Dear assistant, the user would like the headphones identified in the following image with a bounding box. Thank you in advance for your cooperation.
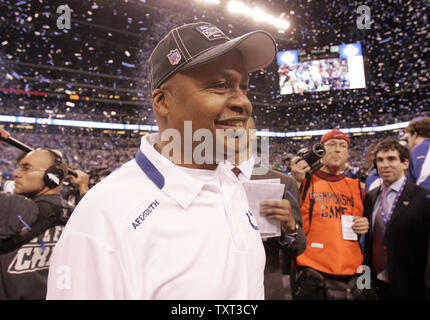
[43,149,65,189]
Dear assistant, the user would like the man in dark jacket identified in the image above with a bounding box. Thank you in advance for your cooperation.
[226,118,306,299]
[363,138,430,299]
[0,126,86,299]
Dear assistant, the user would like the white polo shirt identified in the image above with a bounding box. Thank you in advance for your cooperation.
[46,133,265,300]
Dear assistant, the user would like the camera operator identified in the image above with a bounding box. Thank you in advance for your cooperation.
[62,169,90,206]
[0,125,86,299]
[289,129,369,300]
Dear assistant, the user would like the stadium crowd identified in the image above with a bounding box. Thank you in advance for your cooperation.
[0,123,400,177]
[0,0,428,132]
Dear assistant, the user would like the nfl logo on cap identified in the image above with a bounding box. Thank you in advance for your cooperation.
[167,49,181,65]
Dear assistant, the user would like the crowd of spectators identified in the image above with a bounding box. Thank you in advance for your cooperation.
[0,94,154,124]
[0,123,399,181]
[1,0,428,128]
[0,125,140,174]
[2,92,429,132]
[0,0,428,177]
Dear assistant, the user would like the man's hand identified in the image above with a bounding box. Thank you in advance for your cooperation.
[260,199,296,233]
[0,125,10,146]
[70,170,90,195]
[290,156,311,186]
[352,216,369,234]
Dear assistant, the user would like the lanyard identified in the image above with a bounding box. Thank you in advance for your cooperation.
[379,178,406,225]
[17,215,46,251]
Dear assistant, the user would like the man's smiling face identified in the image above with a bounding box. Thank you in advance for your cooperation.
[156,50,252,168]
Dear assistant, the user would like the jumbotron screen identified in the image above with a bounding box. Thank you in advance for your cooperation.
[277,43,366,95]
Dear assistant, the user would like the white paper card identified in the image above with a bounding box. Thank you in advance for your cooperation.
[311,242,324,248]
[341,215,357,241]
[241,179,285,238]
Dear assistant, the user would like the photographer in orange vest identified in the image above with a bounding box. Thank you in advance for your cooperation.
[290,129,369,299]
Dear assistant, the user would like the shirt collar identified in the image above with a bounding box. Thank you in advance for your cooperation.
[237,156,255,180]
[315,169,345,181]
[384,175,406,193]
[135,133,208,209]
[224,156,255,180]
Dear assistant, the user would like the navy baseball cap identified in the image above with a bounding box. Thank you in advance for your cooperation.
[2,172,12,180]
[148,22,277,92]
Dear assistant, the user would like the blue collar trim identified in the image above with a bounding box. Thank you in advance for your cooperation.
[135,149,165,190]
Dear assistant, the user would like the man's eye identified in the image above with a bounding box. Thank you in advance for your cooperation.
[212,82,228,89]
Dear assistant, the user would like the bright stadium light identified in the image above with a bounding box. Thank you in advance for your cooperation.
[252,8,271,22]
[196,0,221,4]
[227,1,252,15]
[227,1,289,31]
[275,18,289,30]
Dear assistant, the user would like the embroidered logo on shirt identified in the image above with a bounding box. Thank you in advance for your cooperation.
[132,199,160,229]
[245,210,259,230]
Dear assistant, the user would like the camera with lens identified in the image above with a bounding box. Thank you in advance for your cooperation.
[296,143,326,174]
[356,166,369,183]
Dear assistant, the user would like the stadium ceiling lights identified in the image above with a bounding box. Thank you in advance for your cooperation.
[227,1,289,32]
[195,0,221,4]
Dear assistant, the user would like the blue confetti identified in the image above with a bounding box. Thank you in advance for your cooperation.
[121,62,135,68]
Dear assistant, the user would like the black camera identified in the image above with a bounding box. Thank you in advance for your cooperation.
[296,143,326,174]
[356,166,369,183]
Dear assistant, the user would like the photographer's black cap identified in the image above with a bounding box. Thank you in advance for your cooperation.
[148,22,277,92]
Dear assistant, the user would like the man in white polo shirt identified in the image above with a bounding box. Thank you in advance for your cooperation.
[46,22,277,299]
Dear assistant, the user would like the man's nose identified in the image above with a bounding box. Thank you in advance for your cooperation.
[332,145,342,152]
[228,90,252,116]
[379,160,389,168]
[12,169,20,179]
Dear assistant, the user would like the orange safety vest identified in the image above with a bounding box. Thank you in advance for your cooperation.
[296,170,364,276]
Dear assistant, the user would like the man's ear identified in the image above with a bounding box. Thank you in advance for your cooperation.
[403,158,410,170]
[152,88,169,117]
